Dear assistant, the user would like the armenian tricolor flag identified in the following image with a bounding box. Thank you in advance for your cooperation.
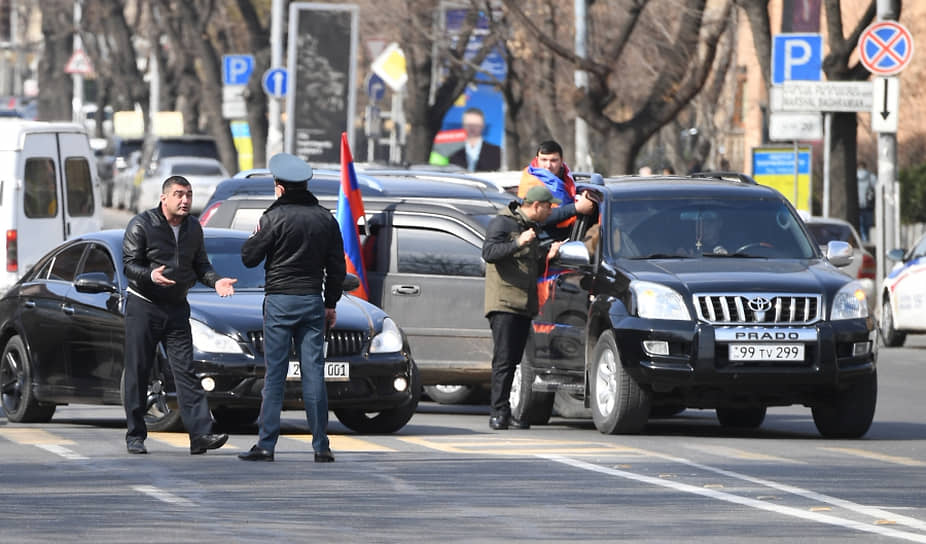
[337,132,369,300]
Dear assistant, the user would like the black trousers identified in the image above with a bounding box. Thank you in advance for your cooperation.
[123,294,213,441]
[488,311,531,418]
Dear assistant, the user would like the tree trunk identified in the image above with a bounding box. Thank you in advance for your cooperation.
[827,112,859,220]
[37,0,74,122]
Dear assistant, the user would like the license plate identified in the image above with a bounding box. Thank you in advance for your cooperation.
[728,343,805,361]
[286,361,350,382]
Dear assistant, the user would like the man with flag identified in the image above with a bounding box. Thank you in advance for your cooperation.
[239,152,344,463]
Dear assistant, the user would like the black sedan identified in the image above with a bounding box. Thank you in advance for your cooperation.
[0,229,420,433]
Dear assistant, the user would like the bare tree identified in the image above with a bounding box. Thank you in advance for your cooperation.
[36,0,74,121]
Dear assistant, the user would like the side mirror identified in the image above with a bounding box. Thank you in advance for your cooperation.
[555,240,591,268]
[886,248,906,262]
[825,240,853,268]
[74,272,118,294]
[342,273,361,292]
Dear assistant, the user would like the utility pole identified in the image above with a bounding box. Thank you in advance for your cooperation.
[573,0,591,172]
[71,0,83,124]
[266,0,284,159]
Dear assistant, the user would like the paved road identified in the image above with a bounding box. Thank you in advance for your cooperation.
[2,338,926,542]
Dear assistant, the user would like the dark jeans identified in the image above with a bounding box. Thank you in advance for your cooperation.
[257,293,328,454]
[123,294,213,441]
[859,208,874,242]
[488,311,531,418]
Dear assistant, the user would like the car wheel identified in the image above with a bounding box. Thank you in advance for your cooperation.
[211,406,259,429]
[120,361,184,433]
[880,296,906,347]
[423,384,479,405]
[553,390,591,419]
[715,405,766,428]
[589,331,650,434]
[510,359,554,425]
[0,336,56,423]
[333,363,420,434]
[811,371,877,439]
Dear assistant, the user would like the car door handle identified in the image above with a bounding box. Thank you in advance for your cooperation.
[23,300,36,309]
[391,285,420,296]
[61,304,75,316]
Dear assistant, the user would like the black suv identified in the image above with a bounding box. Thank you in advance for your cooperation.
[513,174,877,438]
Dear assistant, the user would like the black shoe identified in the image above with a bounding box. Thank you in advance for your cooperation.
[126,439,147,454]
[489,415,509,430]
[314,450,335,463]
[189,433,229,455]
[238,445,274,462]
[510,417,531,430]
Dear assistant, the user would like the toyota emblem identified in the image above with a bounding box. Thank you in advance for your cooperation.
[747,296,772,312]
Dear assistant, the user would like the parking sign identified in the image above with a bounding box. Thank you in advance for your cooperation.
[772,34,822,84]
[223,55,255,86]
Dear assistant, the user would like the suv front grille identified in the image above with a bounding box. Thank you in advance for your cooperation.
[694,293,821,324]
[248,330,367,357]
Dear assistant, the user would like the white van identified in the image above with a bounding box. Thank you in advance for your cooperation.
[0,120,102,294]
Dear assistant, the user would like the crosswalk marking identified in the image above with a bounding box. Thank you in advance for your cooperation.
[287,434,396,452]
[397,435,645,456]
[819,447,926,467]
[0,428,76,445]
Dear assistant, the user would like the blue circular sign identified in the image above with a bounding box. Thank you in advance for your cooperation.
[859,21,914,76]
[366,73,386,103]
[262,67,288,98]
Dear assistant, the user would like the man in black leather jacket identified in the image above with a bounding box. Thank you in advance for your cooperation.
[238,153,345,463]
[122,175,237,455]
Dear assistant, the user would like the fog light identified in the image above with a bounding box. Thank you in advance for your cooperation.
[852,341,871,356]
[643,340,670,356]
[201,377,216,392]
[393,376,408,392]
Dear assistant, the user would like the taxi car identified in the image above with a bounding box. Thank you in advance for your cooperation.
[880,232,926,347]
[0,229,419,434]
[513,174,877,438]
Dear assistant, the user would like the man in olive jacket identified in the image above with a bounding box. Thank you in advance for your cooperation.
[483,185,564,430]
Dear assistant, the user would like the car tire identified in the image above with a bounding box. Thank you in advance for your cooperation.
[120,358,184,433]
[423,384,480,405]
[589,331,650,434]
[0,336,56,423]
[333,363,420,434]
[880,296,907,347]
[811,371,877,439]
[716,405,766,428]
[211,406,259,429]
[510,359,554,425]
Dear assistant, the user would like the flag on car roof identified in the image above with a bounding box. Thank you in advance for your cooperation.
[338,132,369,300]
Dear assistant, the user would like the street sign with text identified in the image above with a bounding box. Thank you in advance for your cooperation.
[769,112,822,141]
[771,81,872,112]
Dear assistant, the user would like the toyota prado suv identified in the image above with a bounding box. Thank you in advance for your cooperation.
[513,174,877,438]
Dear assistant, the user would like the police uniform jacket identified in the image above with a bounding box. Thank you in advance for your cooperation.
[123,205,219,306]
[241,189,346,308]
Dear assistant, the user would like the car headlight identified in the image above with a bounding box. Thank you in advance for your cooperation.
[190,319,244,354]
[369,317,403,354]
[630,280,691,320]
[831,281,869,320]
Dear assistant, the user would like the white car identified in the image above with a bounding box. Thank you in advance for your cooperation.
[881,232,926,347]
[134,156,229,215]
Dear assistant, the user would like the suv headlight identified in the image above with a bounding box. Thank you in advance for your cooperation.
[831,281,869,320]
[370,317,403,354]
[630,281,691,320]
[190,319,244,354]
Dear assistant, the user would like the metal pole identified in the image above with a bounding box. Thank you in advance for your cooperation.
[792,140,798,204]
[822,113,831,217]
[72,1,83,124]
[574,0,591,171]
[266,0,284,161]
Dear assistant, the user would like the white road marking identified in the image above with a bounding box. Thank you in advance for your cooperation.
[132,485,195,507]
[541,454,926,543]
[36,444,88,461]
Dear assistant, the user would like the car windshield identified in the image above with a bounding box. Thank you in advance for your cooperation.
[192,236,265,290]
[607,196,817,259]
[160,140,220,161]
[171,163,224,176]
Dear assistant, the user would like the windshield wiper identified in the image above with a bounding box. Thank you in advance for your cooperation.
[630,253,691,260]
[701,252,765,258]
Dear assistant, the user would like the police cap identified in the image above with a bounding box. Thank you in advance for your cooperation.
[268,153,313,184]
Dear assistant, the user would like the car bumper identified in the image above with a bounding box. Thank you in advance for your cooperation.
[193,352,415,411]
[611,316,876,405]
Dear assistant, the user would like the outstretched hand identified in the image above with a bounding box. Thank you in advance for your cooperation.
[151,265,176,286]
[215,277,237,297]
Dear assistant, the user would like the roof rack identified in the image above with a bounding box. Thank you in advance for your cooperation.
[690,171,758,185]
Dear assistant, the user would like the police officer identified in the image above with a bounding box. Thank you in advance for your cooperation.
[238,153,345,463]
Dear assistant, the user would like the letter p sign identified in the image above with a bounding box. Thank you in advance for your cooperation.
[772,34,822,85]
